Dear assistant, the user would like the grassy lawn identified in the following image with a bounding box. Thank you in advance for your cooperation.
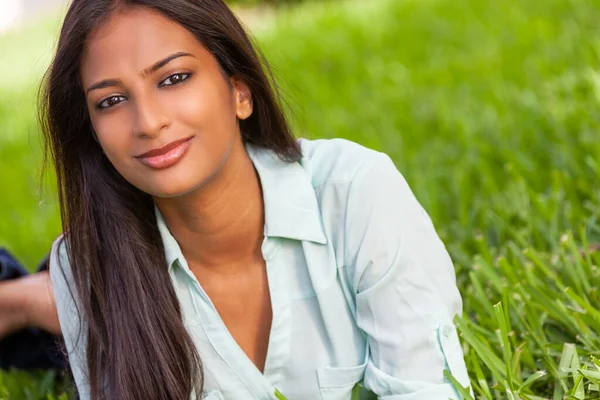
[1,0,599,398]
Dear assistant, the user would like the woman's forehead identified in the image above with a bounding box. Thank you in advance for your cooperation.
[80,6,204,82]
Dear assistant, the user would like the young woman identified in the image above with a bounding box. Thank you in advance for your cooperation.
[42,0,471,399]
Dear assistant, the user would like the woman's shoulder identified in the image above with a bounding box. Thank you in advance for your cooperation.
[49,235,90,396]
[48,235,79,310]
[297,137,390,187]
[297,137,423,244]
[49,235,71,282]
[297,137,412,246]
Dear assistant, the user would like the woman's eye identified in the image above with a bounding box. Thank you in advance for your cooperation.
[159,73,191,87]
[98,95,126,109]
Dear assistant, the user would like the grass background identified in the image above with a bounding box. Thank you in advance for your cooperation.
[1,0,599,398]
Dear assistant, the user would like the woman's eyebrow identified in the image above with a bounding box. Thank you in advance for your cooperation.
[139,51,195,78]
[85,51,196,95]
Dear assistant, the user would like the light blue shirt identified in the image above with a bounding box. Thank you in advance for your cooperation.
[51,138,471,400]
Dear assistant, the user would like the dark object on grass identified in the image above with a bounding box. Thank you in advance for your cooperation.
[0,249,68,371]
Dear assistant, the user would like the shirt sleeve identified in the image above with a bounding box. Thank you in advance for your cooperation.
[49,236,91,400]
[344,153,471,399]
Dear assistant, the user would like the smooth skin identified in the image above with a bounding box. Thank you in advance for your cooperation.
[80,6,272,372]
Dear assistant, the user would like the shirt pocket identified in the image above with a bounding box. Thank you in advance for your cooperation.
[317,357,368,400]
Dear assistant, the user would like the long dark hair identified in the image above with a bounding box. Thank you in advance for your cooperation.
[40,1,300,398]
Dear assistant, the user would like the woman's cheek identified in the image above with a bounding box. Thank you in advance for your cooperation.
[167,86,210,127]
[95,130,137,179]
[94,111,132,147]
[173,76,235,129]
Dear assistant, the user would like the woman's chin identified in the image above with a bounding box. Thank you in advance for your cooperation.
[146,183,198,199]
[132,175,198,199]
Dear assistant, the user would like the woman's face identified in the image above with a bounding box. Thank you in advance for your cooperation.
[80,6,253,198]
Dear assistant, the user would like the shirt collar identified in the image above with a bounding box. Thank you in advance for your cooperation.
[246,142,327,245]
[156,142,327,268]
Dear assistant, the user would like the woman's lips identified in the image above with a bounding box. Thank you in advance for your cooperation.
[136,136,193,169]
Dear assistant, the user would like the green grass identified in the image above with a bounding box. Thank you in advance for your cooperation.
[1,0,599,398]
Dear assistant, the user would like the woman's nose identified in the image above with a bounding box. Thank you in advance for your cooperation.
[132,93,171,139]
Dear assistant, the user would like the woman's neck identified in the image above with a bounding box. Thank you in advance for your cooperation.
[154,139,265,274]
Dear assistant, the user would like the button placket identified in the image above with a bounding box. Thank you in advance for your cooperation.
[262,238,292,388]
